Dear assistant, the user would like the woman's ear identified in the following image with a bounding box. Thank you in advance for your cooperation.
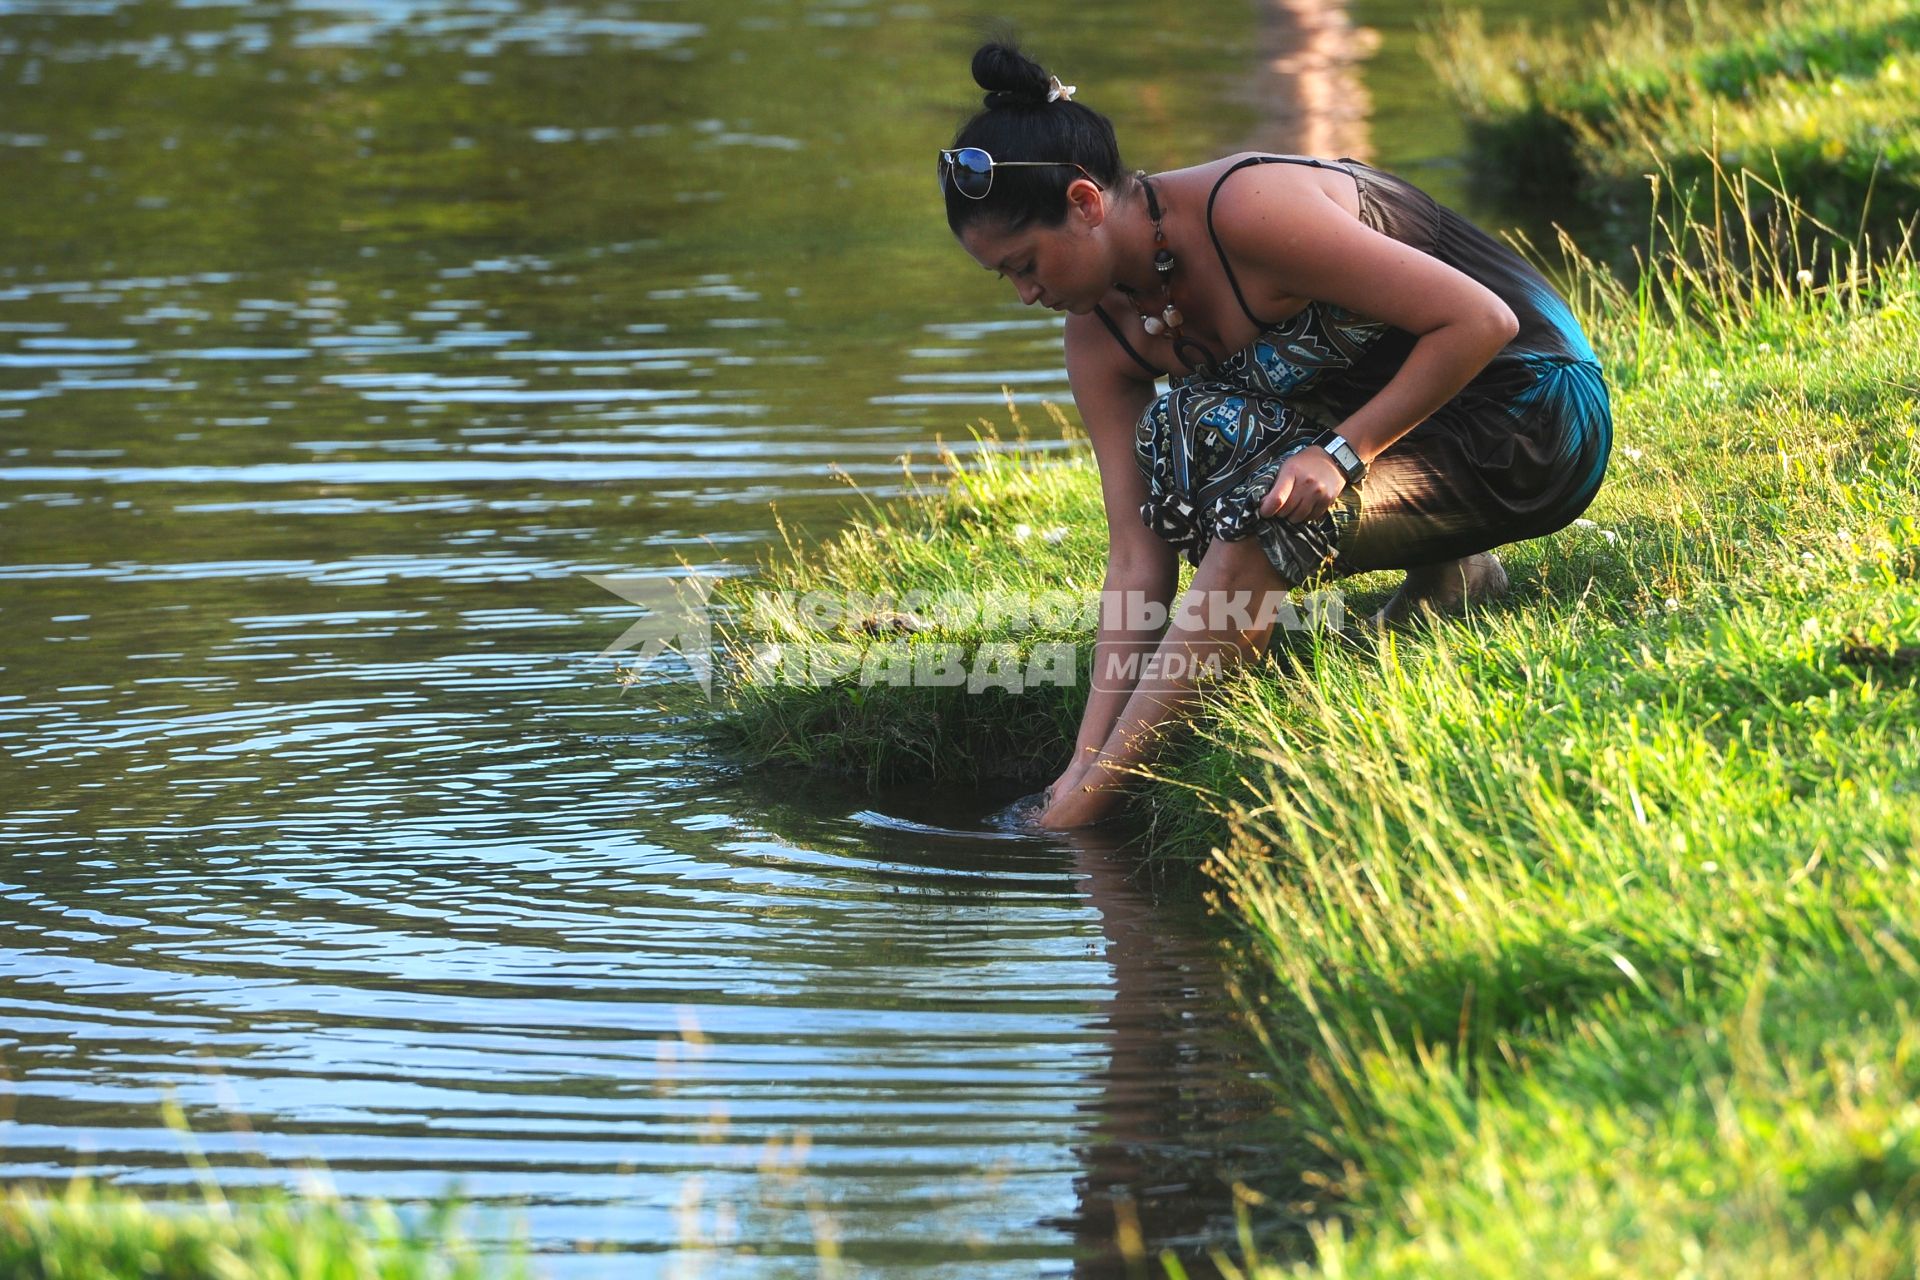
[1067,177,1106,228]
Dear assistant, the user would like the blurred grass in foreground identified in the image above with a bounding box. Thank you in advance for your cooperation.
[0,1177,526,1280]
[0,1092,529,1279]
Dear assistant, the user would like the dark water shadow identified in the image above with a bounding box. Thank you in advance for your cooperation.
[1027,812,1293,1279]
[733,770,1305,1276]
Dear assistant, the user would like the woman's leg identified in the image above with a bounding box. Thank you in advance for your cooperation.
[1040,535,1291,829]
[1329,364,1613,625]
[1045,368,1611,824]
[1333,441,1515,626]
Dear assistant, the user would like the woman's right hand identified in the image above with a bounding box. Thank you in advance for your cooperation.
[1048,756,1093,808]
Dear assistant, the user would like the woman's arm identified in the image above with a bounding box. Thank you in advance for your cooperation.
[1057,313,1180,782]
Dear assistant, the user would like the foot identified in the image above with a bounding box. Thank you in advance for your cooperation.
[1368,552,1510,631]
[1038,788,1123,830]
[1038,769,1126,829]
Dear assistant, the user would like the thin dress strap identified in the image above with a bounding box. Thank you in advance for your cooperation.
[1092,303,1165,379]
[1204,155,1357,330]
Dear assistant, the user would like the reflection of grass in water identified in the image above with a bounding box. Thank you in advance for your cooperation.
[1426,0,1920,243]
[0,0,1268,298]
[694,162,1920,1275]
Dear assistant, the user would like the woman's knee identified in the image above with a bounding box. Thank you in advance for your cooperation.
[1195,528,1293,588]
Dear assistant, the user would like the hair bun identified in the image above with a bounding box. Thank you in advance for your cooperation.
[972,41,1050,110]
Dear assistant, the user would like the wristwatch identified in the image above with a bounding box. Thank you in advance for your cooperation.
[1312,430,1368,486]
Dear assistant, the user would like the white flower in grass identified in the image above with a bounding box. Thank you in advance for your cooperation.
[1601,530,1618,545]
[1573,518,1598,529]
[1664,597,1680,611]
[1013,523,1033,541]
[1802,551,1818,563]
[1041,526,1068,544]
[1796,269,1815,289]
[1801,617,1820,637]
[1622,446,1643,462]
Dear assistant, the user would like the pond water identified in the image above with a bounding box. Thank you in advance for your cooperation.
[0,0,1589,1273]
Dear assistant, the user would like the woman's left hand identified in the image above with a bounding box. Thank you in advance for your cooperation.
[1258,447,1348,524]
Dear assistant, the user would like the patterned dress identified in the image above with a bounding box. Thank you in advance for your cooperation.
[1102,155,1613,589]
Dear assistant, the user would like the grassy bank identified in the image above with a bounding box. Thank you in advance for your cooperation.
[700,178,1920,1273]
[1425,0,1920,244]
[700,407,1110,788]
[0,1177,526,1279]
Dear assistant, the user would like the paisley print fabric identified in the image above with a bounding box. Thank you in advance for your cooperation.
[1133,308,1373,587]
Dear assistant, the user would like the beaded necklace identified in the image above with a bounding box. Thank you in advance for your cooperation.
[1125,172,1219,374]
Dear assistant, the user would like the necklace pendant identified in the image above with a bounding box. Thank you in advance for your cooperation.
[1141,315,1166,337]
[1161,305,1183,329]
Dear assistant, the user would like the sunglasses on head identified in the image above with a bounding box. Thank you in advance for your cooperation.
[937,147,1102,200]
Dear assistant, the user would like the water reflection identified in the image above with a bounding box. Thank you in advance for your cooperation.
[836,789,1278,1276]
[1049,823,1275,1278]
[3,674,1280,1276]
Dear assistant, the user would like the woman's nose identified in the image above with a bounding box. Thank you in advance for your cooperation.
[1014,280,1043,306]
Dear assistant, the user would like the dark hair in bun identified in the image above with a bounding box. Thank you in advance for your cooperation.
[944,39,1129,236]
[973,42,1051,110]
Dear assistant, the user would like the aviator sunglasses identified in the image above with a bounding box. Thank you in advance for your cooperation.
[937,147,1102,200]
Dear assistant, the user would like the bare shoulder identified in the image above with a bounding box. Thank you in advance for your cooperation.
[1197,153,1513,336]
[1200,152,1363,244]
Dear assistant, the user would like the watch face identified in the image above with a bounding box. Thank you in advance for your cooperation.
[1325,442,1363,485]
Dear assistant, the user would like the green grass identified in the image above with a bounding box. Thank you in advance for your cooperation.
[1424,0,1920,244]
[0,1096,533,1279]
[695,167,1920,1275]
[694,401,1118,787]
[1208,556,1920,1276]
[1200,199,1920,1272]
[0,1177,527,1280]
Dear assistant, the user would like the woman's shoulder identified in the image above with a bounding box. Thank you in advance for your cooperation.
[1188,156,1371,281]
[1171,152,1367,229]
[1179,150,1361,188]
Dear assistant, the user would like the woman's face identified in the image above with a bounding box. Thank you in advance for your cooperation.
[955,180,1111,315]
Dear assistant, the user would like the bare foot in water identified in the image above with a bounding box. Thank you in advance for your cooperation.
[1368,551,1510,631]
